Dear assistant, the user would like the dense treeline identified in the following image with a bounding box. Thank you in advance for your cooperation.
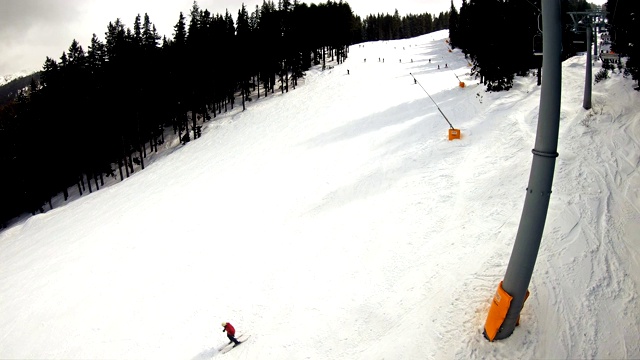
[448,0,638,91]
[0,0,351,227]
[360,10,450,42]
[0,0,447,228]
[605,0,639,87]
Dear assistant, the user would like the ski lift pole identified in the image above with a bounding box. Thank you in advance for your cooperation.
[410,73,455,130]
[483,0,562,342]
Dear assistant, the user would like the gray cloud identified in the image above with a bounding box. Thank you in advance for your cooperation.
[0,0,79,33]
[0,0,85,74]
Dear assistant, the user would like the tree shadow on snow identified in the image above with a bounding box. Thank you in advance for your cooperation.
[300,94,467,215]
[301,93,464,149]
[302,100,426,148]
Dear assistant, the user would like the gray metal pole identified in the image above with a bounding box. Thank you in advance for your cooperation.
[489,0,562,341]
[583,22,592,110]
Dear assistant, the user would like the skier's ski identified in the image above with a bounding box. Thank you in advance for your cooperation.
[219,334,251,354]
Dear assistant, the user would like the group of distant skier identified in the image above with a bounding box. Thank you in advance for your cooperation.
[347,56,448,76]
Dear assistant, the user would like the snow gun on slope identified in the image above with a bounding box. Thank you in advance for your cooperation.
[452,72,466,88]
[410,73,461,141]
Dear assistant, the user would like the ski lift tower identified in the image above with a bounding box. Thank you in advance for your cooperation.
[483,0,562,342]
[568,10,608,110]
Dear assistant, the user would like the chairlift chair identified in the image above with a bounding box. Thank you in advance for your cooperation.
[533,33,543,56]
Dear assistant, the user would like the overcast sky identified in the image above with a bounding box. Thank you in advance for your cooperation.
[1,0,605,77]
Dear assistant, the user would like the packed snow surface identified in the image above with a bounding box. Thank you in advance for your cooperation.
[1,30,639,359]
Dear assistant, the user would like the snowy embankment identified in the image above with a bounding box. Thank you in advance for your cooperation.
[0,30,639,359]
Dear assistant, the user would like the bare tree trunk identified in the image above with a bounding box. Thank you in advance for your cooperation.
[192,110,197,140]
[139,142,145,170]
[128,153,134,174]
[77,175,84,195]
[86,173,93,193]
[121,135,130,178]
[118,158,124,181]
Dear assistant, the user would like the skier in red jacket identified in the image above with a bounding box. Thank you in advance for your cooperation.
[222,322,241,346]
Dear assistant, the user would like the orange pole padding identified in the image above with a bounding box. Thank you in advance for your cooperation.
[448,128,461,141]
[484,281,513,341]
[459,81,466,88]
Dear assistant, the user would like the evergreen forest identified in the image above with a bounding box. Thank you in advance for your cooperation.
[448,0,639,91]
[0,0,448,227]
[1,0,638,228]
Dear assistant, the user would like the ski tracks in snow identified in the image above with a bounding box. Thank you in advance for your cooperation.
[416,75,543,360]
[540,85,640,359]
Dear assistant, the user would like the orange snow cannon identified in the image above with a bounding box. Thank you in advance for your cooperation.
[448,128,461,140]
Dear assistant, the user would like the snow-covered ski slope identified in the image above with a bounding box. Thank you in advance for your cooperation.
[1,30,639,359]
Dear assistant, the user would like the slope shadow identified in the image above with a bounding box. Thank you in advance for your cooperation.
[302,100,427,148]
[192,347,218,360]
[301,87,465,150]
[300,96,467,215]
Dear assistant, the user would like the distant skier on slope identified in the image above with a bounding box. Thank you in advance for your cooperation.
[222,322,241,346]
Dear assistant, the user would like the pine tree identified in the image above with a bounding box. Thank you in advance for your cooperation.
[133,14,143,46]
[391,10,402,40]
[169,12,188,142]
[87,34,112,180]
[259,1,279,96]
[237,3,252,109]
[105,19,126,62]
[606,0,640,88]
[462,0,516,91]
[448,0,460,49]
